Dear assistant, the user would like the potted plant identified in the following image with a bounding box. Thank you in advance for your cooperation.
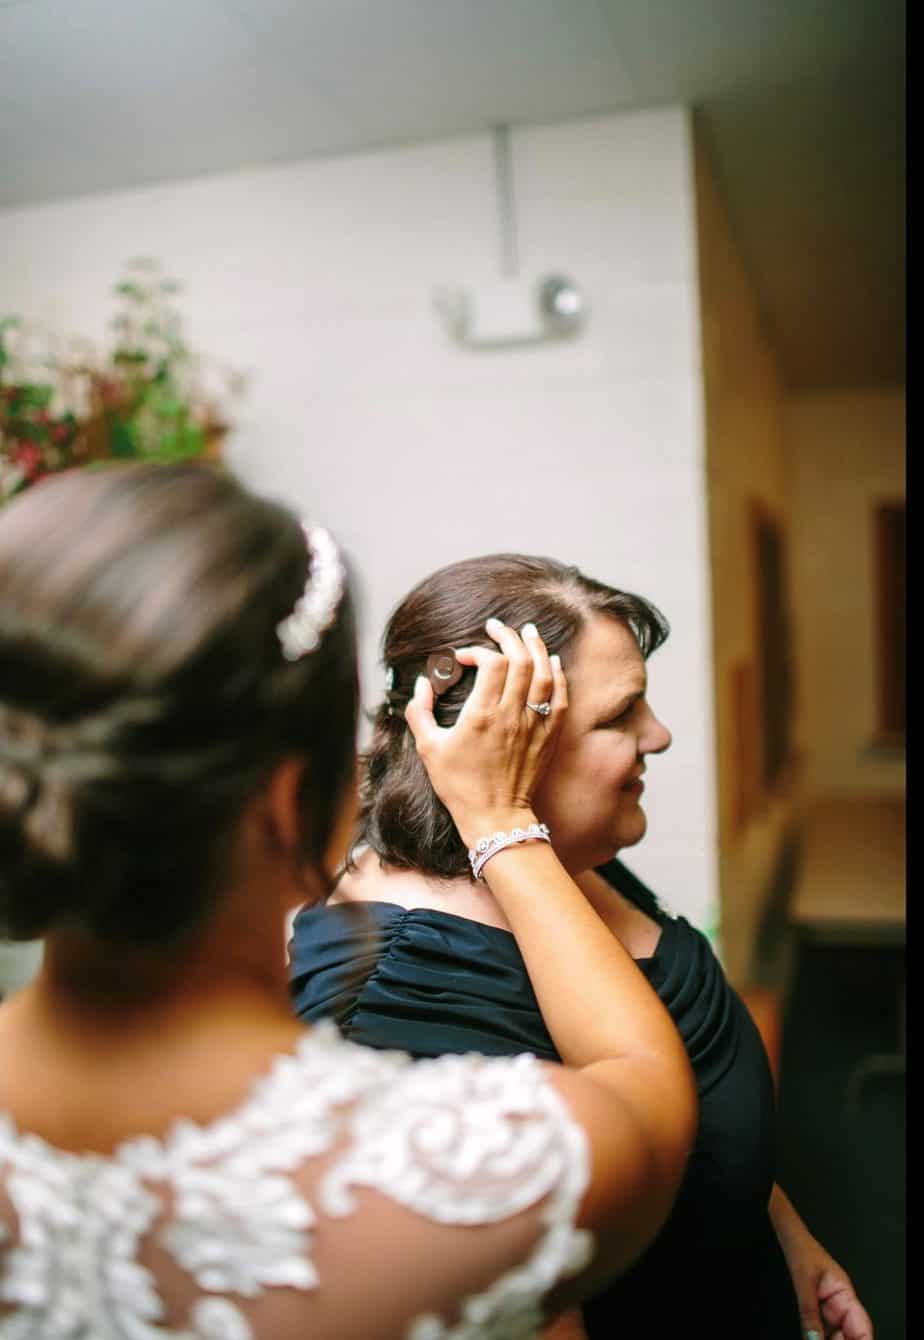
[0,317,82,498]
[1,259,243,501]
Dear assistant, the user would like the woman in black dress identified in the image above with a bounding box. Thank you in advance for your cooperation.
[290,553,873,1340]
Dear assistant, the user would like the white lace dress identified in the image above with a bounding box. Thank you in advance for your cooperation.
[0,1023,592,1339]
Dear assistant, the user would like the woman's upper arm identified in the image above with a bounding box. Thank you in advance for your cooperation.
[308,1049,690,1332]
[302,1059,687,1335]
[534,1061,691,1311]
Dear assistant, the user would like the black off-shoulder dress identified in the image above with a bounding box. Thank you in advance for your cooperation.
[289,859,802,1338]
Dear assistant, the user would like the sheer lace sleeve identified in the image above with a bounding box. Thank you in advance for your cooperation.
[0,1024,593,1340]
[319,1045,593,1338]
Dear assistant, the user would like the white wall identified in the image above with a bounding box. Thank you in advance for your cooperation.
[0,107,718,989]
[786,390,906,797]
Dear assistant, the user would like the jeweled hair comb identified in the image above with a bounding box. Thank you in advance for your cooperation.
[276,523,345,661]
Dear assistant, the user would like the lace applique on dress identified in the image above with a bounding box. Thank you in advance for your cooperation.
[0,1026,400,1338]
[325,1050,593,1339]
[0,1025,591,1339]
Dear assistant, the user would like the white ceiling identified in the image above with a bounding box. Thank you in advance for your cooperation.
[0,0,905,389]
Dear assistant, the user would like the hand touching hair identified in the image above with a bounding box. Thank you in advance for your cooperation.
[358,553,667,878]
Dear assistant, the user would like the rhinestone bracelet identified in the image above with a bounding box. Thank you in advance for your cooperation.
[468,823,552,881]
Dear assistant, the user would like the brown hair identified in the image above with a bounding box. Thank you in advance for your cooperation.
[356,553,668,878]
[0,462,358,944]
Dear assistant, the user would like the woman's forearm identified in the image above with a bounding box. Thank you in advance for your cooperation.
[769,1183,810,1248]
[481,837,682,1066]
[480,836,696,1163]
[768,1184,874,1340]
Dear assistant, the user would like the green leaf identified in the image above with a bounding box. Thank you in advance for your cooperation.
[10,419,49,443]
[148,422,204,462]
[14,383,54,409]
[109,417,138,458]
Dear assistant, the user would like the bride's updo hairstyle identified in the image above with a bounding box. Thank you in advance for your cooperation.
[0,463,357,944]
[359,554,668,878]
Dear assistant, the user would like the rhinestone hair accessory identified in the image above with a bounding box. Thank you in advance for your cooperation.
[277,523,346,661]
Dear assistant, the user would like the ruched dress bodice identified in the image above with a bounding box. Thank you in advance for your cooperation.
[289,861,802,1339]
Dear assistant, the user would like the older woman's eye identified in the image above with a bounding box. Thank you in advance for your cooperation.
[600,703,637,728]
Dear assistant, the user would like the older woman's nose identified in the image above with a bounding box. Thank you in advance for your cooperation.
[642,709,672,755]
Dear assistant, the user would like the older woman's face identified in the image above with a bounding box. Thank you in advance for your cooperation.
[530,615,671,874]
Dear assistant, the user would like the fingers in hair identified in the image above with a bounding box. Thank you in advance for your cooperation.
[404,675,438,752]
[521,623,555,717]
[454,636,508,722]
[483,618,533,712]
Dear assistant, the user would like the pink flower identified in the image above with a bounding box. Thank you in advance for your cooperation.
[14,443,43,478]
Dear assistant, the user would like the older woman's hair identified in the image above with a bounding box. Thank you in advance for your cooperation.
[0,463,357,944]
[358,554,668,878]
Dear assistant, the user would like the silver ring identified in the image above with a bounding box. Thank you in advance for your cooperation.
[526,701,552,717]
